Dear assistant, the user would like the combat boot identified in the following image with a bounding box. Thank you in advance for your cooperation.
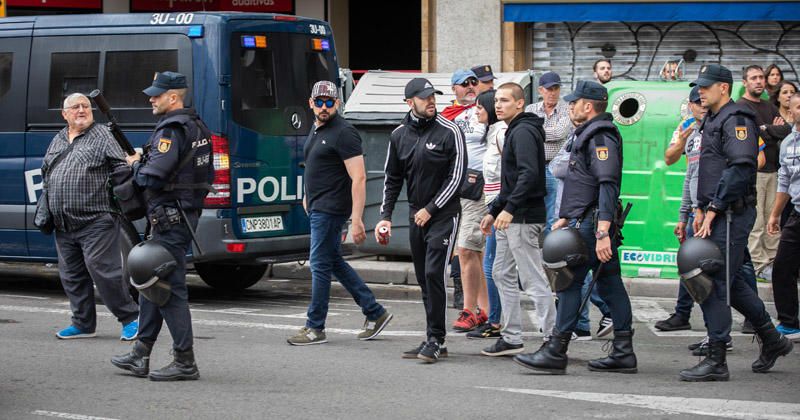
[148,348,200,381]
[679,340,729,382]
[587,330,638,373]
[752,321,794,373]
[111,340,152,377]
[513,330,571,374]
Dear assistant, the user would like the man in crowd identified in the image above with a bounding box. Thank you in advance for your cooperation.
[377,78,466,363]
[479,82,555,356]
[593,59,613,85]
[471,64,497,94]
[442,69,489,332]
[287,81,393,346]
[44,93,139,341]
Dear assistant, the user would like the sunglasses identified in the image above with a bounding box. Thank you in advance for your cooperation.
[313,98,336,108]
[459,78,479,88]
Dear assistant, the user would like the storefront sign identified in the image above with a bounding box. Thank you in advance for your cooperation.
[131,0,293,13]
[7,0,101,8]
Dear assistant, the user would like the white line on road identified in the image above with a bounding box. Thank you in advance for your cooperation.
[32,410,119,420]
[629,298,748,337]
[478,387,800,420]
[0,294,49,300]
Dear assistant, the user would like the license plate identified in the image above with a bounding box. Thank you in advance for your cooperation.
[240,215,284,233]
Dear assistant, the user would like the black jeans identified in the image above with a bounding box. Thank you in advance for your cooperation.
[138,217,195,352]
[773,209,800,329]
[409,212,459,343]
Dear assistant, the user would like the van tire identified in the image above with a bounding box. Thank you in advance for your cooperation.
[195,263,266,291]
[118,217,142,302]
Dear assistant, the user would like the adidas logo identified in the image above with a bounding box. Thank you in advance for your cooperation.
[425,142,436,150]
[443,238,450,246]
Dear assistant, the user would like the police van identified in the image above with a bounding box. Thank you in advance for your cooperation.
[0,12,339,290]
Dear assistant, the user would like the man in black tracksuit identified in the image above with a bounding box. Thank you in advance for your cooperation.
[376,78,467,363]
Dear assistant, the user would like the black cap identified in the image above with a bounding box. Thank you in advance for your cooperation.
[689,86,701,103]
[563,80,608,102]
[471,65,496,82]
[689,64,733,88]
[143,71,188,96]
[539,72,562,88]
[404,78,443,100]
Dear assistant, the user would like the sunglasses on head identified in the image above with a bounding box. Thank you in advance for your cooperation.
[459,78,479,88]
[314,98,336,108]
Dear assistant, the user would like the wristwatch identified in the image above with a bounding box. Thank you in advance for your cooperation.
[595,230,609,240]
[706,203,723,214]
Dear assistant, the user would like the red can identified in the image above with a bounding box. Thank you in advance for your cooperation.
[377,226,390,245]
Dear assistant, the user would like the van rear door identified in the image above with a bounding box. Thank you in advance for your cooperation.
[225,20,338,242]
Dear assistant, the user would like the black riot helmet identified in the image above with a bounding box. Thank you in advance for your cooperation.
[127,240,177,306]
[677,237,723,303]
[542,227,589,292]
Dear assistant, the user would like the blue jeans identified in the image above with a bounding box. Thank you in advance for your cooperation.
[543,166,559,235]
[482,226,502,325]
[306,211,385,330]
[555,218,633,334]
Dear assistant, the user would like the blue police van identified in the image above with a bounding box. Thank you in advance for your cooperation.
[0,12,339,290]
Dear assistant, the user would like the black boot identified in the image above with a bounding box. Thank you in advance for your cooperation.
[148,348,200,381]
[752,321,794,373]
[588,330,638,373]
[111,340,152,377]
[513,330,571,374]
[679,340,729,382]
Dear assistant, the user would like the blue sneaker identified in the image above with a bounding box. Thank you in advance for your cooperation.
[120,320,139,341]
[55,325,96,340]
[776,324,800,340]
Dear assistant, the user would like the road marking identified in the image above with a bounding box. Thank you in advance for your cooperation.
[32,410,119,420]
[629,298,748,337]
[0,293,48,300]
[478,387,800,420]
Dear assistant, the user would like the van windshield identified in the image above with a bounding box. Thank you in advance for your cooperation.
[230,31,337,136]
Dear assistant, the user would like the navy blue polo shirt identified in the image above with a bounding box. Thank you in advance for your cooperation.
[303,113,363,216]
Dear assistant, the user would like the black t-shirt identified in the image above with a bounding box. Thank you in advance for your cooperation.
[303,113,363,216]
[736,97,783,172]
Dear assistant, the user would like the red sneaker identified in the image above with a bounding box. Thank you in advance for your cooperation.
[476,309,488,326]
[453,309,480,332]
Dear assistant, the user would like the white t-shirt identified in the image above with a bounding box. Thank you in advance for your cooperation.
[450,106,487,171]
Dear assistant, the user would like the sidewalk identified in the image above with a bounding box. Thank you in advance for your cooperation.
[271,257,779,303]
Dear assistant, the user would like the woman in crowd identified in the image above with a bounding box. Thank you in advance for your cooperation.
[765,64,784,98]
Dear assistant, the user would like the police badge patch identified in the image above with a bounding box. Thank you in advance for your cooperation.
[735,126,747,141]
[158,138,172,153]
[596,146,609,161]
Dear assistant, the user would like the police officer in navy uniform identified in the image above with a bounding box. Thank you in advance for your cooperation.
[679,64,793,381]
[514,80,638,375]
[111,71,214,381]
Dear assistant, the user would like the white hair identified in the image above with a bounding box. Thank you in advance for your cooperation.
[63,93,89,110]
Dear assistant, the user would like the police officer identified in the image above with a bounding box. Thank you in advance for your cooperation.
[111,71,214,381]
[514,80,637,375]
[378,78,466,363]
[679,64,792,382]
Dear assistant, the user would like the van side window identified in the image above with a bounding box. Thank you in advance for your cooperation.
[48,52,100,109]
[0,53,11,100]
[235,49,277,110]
[105,50,178,108]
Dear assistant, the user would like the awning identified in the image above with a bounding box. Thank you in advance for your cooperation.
[503,1,800,22]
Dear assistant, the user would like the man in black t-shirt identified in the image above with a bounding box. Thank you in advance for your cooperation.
[287,81,393,346]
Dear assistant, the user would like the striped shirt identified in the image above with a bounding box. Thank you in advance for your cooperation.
[525,100,572,162]
[43,123,127,232]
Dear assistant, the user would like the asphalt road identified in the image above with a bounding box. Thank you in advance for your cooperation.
[1,267,798,420]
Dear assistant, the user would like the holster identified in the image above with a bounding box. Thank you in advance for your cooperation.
[148,204,182,233]
[730,194,756,214]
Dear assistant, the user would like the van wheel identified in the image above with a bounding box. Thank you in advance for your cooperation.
[195,263,267,291]
[119,218,142,301]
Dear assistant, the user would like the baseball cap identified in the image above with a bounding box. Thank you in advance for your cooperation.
[405,78,443,100]
[563,80,608,102]
[689,64,733,88]
[539,72,562,88]
[143,71,187,96]
[311,80,339,99]
[471,65,497,82]
[451,69,477,85]
[689,86,701,103]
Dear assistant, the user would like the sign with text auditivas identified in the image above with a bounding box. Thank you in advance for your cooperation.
[131,0,293,13]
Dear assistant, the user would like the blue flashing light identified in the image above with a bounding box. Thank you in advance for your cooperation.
[321,39,330,51]
[187,26,204,38]
[242,36,256,48]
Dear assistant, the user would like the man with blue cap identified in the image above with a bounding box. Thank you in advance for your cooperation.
[111,71,214,381]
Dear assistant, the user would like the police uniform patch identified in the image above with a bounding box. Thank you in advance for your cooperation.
[735,126,747,141]
[596,146,609,161]
[158,138,172,153]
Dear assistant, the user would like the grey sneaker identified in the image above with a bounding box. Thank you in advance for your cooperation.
[287,327,327,346]
[357,312,394,341]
